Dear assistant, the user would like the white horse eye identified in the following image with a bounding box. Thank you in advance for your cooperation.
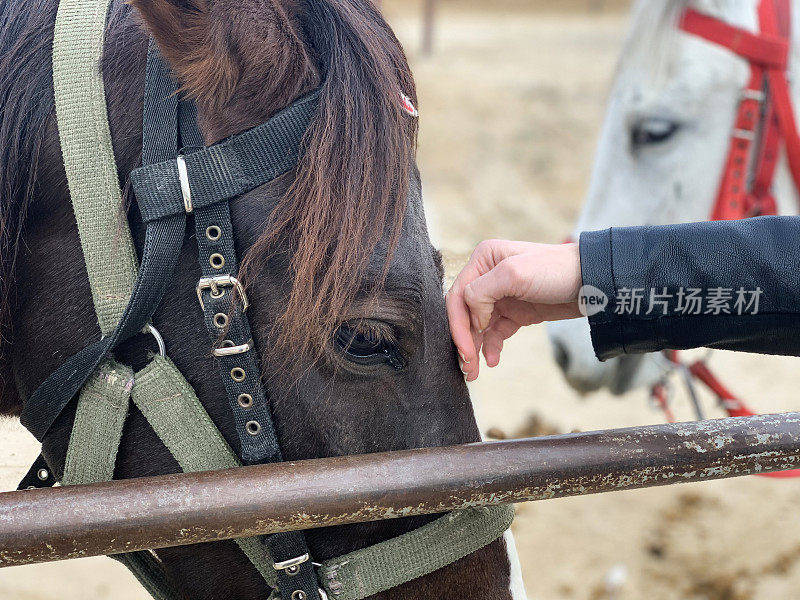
[630,118,681,148]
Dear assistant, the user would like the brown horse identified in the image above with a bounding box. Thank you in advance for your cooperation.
[0,0,526,598]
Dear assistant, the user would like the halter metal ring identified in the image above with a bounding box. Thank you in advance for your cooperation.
[176,155,193,214]
[145,323,167,358]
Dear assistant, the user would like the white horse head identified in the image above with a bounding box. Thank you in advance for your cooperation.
[548,0,800,394]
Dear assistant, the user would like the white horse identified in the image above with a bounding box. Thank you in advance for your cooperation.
[548,0,800,394]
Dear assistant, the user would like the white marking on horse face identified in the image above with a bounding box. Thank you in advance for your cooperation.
[503,529,528,600]
[552,0,765,394]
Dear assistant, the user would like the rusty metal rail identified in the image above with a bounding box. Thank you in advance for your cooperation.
[2,412,800,567]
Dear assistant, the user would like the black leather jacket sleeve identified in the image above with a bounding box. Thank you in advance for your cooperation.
[580,216,800,361]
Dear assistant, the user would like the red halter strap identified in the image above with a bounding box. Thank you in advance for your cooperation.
[680,0,800,220]
[654,2,800,479]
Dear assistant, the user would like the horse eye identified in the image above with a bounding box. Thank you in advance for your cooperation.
[334,323,405,370]
[335,325,383,356]
[631,118,680,148]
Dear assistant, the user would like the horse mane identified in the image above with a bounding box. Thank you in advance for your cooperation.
[0,0,59,413]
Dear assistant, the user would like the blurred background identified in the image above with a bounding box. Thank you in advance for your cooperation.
[3,1,800,598]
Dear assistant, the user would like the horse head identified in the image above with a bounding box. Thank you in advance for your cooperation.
[548,0,800,395]
[0,0,525,597]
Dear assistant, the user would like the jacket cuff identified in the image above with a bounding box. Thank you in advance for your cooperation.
[579,228,624,360]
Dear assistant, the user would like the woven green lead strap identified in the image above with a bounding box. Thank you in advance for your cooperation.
[51,1,180,596]
[318,505,516,600]
[62,360,133,486]
[52,0,138,336]
[50,0,275,593]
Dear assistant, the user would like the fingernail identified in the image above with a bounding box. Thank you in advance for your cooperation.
[458,351,470,365]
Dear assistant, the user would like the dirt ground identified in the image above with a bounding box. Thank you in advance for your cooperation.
[3,3,800,600]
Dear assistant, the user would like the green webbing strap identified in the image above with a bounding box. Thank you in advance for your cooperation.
[52,1,182,596]
[131,356,279,589]
[50,0,270,592]
[52,0,138,336]
[62,360,133,486]
[58,359,183,600]
[60,362,182,600]
[318,505,515,600]
[131,357,238,471]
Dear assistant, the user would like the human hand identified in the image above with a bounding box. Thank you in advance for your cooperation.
[446,240,583,381]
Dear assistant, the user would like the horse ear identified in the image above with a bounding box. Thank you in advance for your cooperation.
[129,0,238,105]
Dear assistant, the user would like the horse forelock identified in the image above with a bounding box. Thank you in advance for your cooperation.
[2,0,420,390]
[614,0,688,87]
[131,0,420,364]
[229,0,420,363]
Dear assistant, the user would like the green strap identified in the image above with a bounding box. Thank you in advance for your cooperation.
[62,360,132,486]
[51,0,276,591]
[52,0,138,335]
[131,356,279,589]
[318,505,515,600]
[131,357,238,471]
[52,1,182,596]
[58,359,183,598]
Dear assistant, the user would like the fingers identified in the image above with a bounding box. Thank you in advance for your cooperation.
[482,316,520,368]
[447,241,517,378]
[447,240,563,382]
[445,287,480,380]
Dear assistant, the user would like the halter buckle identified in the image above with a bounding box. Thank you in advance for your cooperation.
[212,340,253,357]
[740,89,765,103]
[732,128,756,141]
[273,552,310,571]
[196,275,249,311]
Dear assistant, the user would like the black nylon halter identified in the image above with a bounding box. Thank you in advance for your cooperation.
[19,44,322,600]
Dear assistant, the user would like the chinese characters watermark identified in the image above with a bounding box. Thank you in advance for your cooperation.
[578,286,763,317]
[614,287,763,316]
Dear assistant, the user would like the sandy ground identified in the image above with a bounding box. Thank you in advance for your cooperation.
[3,4,800,600]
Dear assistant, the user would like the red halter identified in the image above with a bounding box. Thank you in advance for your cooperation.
[681,0,800,220]
[652,0,800,477]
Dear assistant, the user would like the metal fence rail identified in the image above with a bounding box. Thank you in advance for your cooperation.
[2,412,800,567]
